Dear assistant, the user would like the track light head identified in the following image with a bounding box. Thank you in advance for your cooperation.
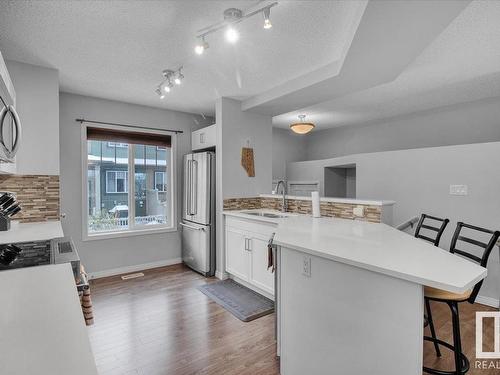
[263,8,272,29]
[163,80,173,93]
[225,26,239,43]
[174,69,184,85]
[155,87,165,99]
[195,37,209,55]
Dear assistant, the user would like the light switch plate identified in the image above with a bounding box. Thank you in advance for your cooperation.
[450,185,468,196]
[302,256,311,277]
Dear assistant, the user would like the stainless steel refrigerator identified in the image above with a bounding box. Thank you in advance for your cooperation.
[181,151,215,276]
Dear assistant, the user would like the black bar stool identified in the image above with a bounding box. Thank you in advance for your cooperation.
[423,222,500,375]
[413,214,450,357]
[415,214,450,246]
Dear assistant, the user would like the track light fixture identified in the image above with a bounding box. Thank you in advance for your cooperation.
[195,2,277,56]
[155,67,184,99]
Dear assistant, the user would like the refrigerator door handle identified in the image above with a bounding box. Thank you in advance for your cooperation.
[180,222,205,231]
[186,159,192,216]
[191,159,198,215]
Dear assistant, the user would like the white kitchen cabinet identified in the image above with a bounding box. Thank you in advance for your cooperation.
[249,234,275,294]
[224,216,276,296]
[225,226,250,281]
[192,124,216,151]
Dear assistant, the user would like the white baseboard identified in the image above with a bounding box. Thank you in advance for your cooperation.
[475,295,500,309]
[88,258,182,280]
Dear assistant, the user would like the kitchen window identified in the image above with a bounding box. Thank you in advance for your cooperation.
[84,124,176,239]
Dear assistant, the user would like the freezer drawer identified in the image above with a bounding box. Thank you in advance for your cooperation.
[181,221,214,277]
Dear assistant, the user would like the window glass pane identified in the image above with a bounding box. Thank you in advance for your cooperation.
[87,140,129,233]
[134,143,169,226]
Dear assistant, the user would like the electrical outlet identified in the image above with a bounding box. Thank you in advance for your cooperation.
[450,185,468,196]
[302,256,311,277]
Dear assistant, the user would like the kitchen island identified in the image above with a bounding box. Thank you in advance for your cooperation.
[271,215,486,375]
[222,210,487,375]
[0,264,97,375]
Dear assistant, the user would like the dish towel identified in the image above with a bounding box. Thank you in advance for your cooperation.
[78,265,94,326]
[267,233,276,272]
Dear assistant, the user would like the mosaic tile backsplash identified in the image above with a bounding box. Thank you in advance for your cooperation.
[224,196,382,223]
[0,175,60,223]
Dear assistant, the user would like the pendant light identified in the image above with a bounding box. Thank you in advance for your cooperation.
[290,115,315,134]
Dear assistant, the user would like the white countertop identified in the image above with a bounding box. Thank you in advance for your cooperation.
[224,210,486,294]
[260,194,395,206]
[0,220,63,244]
[0,264,98,375]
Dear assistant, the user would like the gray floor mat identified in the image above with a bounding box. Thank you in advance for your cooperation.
[197,279,274,322]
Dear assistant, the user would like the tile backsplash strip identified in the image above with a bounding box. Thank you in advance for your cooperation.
[0,175,60,223]
[224,197,382,223]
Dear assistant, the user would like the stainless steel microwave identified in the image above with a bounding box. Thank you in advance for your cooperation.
[0,51,21,163]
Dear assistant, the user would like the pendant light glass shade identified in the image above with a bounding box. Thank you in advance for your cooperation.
[290,115,315,134]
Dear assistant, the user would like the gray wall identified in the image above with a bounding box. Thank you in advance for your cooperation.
[215,97,273,277]
[303,96,500,161]
[272,128,307,180]
[287,142,500,302]
[7,60,60,175]
[59,92,206,275]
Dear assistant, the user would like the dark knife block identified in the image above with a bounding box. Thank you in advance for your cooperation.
[0,215,11,231]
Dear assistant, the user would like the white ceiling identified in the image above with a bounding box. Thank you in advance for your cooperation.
[273,0,500,130]
[0,0,363,116]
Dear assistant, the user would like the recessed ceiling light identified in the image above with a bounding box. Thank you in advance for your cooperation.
[225,27,239,43]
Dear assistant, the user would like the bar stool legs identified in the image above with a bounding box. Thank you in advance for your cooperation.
[423,301,470,375]
[425,299,441,357]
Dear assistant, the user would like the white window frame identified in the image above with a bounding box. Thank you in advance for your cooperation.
[105,170,129,193]
[154,171,166,192]
[82,123,177,241]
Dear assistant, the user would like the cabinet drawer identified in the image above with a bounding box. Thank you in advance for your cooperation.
[225,216,277,237]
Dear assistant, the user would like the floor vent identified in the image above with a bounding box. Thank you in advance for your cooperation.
[121,272,145,280]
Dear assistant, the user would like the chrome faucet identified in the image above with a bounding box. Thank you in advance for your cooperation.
[273,180,288,212]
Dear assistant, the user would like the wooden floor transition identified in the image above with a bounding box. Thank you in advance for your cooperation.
[88,264,498,375]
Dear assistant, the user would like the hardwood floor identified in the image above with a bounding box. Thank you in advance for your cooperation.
[88,264,498,375]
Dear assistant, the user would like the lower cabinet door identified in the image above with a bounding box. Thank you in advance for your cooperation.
[249,235,275,295]
[225,227,250,281]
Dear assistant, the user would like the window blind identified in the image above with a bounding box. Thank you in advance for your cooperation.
[87,127,171,147]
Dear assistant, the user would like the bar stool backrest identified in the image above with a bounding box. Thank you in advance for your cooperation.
[414,214,450,247]
[449,222,500,304]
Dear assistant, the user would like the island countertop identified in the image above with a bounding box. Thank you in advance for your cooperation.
[224,210,486,294]
[0,264,98,375]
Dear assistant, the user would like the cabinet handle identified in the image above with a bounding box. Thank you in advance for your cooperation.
[200,133,205,144]
[244,238,248,250]
[247,238,252,251]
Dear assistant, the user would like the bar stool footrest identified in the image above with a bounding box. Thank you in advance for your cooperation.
[423,336,469,375]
